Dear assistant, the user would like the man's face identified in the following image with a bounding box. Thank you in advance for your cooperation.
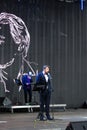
[45,67,49,74]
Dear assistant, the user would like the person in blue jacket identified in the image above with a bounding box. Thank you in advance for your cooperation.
[22,72,33,104]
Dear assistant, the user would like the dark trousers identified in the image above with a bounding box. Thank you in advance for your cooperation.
[24,89,32,103]
[40,90,51,118]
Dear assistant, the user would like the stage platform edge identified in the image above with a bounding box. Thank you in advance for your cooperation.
[0,104,67,113]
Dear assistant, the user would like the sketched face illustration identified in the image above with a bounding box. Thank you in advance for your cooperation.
[0,12,30,92]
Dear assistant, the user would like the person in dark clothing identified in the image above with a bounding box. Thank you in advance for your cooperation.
[36,65,53,121]
[22,72,33,105]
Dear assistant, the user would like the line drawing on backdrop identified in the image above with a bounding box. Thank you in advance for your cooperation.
[0,12,38,92]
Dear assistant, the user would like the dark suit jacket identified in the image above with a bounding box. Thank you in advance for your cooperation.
[36,72,52,92]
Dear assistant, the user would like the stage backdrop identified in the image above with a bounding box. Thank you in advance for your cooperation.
[0,0,87,108]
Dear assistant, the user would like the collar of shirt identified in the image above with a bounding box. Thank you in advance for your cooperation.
[42,71,48,82]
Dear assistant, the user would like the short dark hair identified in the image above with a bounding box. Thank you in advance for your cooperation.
[43,65,50,70]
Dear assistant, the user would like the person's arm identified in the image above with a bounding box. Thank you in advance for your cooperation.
[36,74,40,85]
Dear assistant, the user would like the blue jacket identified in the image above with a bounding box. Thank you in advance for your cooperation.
[22,74,32,90]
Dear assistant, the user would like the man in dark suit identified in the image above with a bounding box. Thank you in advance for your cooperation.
[36,65,53,121]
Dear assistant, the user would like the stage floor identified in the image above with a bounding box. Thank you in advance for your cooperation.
[0,108,87,130]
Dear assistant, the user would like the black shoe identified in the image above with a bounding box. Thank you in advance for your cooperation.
[47,117,53,120]
[37,112,45,119]
[40,117,47,121]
